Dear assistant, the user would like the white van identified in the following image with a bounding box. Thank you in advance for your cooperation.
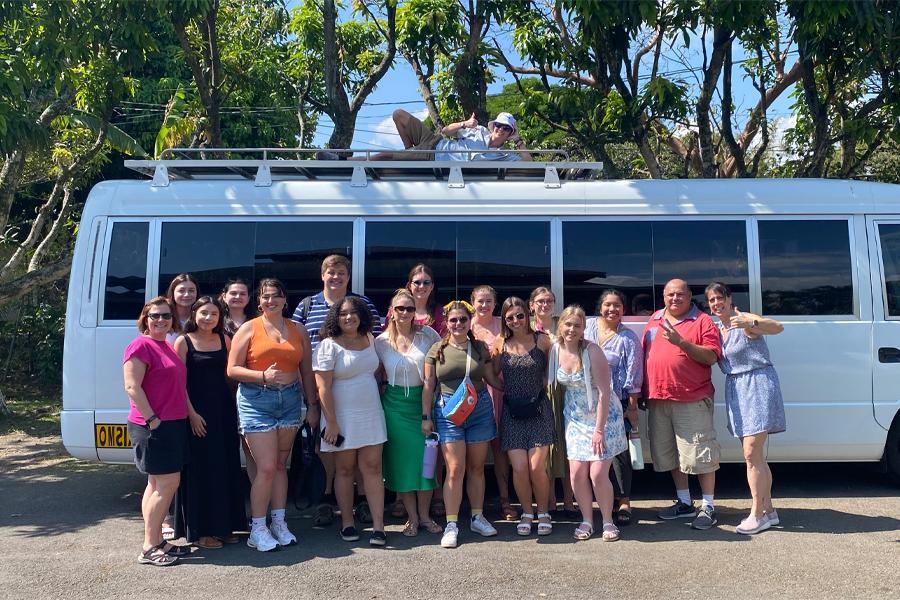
[61,152,900,481]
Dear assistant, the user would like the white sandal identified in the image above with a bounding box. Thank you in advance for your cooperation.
[536,512,553,536]
[517,513,534,536]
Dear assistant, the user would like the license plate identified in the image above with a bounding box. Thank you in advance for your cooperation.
[95,423,132,448]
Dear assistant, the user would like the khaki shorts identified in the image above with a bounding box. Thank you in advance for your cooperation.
[396,114,442,160]
[648,398,720,475]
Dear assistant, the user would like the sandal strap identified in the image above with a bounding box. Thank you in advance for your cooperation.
[519,513,535,520]
[537,512,551,519]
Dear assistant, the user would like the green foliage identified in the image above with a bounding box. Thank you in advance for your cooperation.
[0,296,66,383]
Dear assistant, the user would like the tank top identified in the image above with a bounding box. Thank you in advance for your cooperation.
[245,317,304,372]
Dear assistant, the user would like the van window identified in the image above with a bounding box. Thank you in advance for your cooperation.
[158,221,353,301]
[877,223,900,316]
[758,219,853,316]
[103,221,149,320]
[364,221,551,312]
[563,220,749,316]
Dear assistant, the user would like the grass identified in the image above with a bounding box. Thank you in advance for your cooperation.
[0,380,62,437]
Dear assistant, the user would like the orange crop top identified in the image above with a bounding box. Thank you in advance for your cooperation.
[245,317,304,372]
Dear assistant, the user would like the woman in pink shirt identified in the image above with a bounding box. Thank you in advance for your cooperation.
[124,296,196,566]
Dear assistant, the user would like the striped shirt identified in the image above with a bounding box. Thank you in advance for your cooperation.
[291,291,383,353]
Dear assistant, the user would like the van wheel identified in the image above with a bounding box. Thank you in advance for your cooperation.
[886,415,900,485]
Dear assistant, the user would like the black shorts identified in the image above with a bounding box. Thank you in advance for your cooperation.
[128,419,188,475]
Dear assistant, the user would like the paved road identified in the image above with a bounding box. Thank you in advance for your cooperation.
[1,431,898,600]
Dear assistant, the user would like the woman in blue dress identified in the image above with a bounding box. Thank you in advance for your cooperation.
[585,290,643,527]
[706,282,786,535]
[551,305,627,542]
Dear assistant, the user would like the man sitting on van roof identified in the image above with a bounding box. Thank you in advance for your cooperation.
[317,110,532,162]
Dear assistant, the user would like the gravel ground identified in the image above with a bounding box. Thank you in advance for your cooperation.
[1,431,898,600]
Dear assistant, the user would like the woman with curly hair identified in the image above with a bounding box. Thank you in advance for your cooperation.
[314,295,388,546]
[422,300,505,549]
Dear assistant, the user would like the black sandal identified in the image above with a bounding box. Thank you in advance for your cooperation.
[615,508,632,527]
[138,542,178,566]
[312,503,335,528]
[162,542,191,557]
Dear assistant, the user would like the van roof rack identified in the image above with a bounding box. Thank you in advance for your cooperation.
[123,147,604,189]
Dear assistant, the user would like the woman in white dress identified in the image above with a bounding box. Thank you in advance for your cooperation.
[314,296,388,547]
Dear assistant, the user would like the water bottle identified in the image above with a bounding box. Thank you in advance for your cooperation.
[422,432,440,479]
[628,425,645,471]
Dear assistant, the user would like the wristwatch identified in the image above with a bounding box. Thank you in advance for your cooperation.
[422,414,431,421]
[146,414,159,425]
[751,319,759,328]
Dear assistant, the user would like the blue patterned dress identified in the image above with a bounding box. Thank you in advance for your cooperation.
[557,366,627,461]
[718,326,787,437]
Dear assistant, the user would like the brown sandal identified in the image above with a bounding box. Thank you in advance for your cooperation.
[500,498,519,521]
[420,520,443,534]
[401,521,418,537]
[196,536,223,549]
[218,534,240,544]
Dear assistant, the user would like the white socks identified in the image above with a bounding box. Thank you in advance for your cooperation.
[677,489,692,505]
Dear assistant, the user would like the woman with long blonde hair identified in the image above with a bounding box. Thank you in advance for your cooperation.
[551,305,627,542]
[375,289,443,536]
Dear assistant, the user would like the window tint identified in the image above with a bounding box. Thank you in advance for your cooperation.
[158,221,352,304]
[758,219,853,315]
[364,221,551,313]
[563,220,748,317]
[877,224,900,316]
[104,222,149,320]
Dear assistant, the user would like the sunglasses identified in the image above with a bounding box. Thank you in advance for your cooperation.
[411,279,433,287]
[447,316,469,324]
[147,312,173,321]
[495,124,513,133]
[393,306,415,313]
[505,312,526,322]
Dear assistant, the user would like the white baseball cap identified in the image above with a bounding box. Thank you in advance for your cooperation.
[488,112,517,135]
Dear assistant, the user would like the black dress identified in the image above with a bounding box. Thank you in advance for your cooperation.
[174,333,246,541]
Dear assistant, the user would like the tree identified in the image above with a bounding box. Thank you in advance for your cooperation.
[287,0,396,149]
[0,0,155,310]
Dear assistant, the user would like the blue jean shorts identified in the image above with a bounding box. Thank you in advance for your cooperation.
[237,381,303,434]
[434,387,497,444]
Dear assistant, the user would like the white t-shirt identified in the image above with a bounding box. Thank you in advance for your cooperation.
[435,126,521,161]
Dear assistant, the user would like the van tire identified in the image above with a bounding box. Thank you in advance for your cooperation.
[885,414,900,485]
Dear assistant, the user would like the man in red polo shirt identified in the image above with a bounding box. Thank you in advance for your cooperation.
[642,278,722,530]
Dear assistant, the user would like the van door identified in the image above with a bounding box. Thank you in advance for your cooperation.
[869,219,900,431]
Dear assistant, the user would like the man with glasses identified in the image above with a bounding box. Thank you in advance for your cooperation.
[641,279,722,531]
[317,111,532,162]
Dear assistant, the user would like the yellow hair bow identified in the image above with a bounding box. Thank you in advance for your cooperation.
[443,300,475,315]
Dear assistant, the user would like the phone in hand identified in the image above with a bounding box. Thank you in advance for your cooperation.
[321,427,345,447]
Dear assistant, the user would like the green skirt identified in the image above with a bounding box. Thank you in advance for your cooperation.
[382,384,437,493]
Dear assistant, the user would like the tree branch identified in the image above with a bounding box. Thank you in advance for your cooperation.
[0,256,72,311]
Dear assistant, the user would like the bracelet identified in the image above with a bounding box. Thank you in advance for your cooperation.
[261,371,267,384]
[146,414,159,425]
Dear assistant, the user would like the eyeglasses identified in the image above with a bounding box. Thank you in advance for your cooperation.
[393,306,416,313]
[147,312,173,321]
[447,316,469,324]
[505,312,526,322]
[411,279,433,287]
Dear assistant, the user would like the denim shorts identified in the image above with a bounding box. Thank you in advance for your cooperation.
[237,381,303,434]
[434,387,497,444]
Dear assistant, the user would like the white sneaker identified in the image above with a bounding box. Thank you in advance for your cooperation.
[470,513,498,537]
[247,526,279,552]
[765,510,780,526]
[440,522,459,548]
[269,520,297,546]
[735,513,771,535]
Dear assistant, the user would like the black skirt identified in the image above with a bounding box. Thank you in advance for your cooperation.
[128,419,188,475]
